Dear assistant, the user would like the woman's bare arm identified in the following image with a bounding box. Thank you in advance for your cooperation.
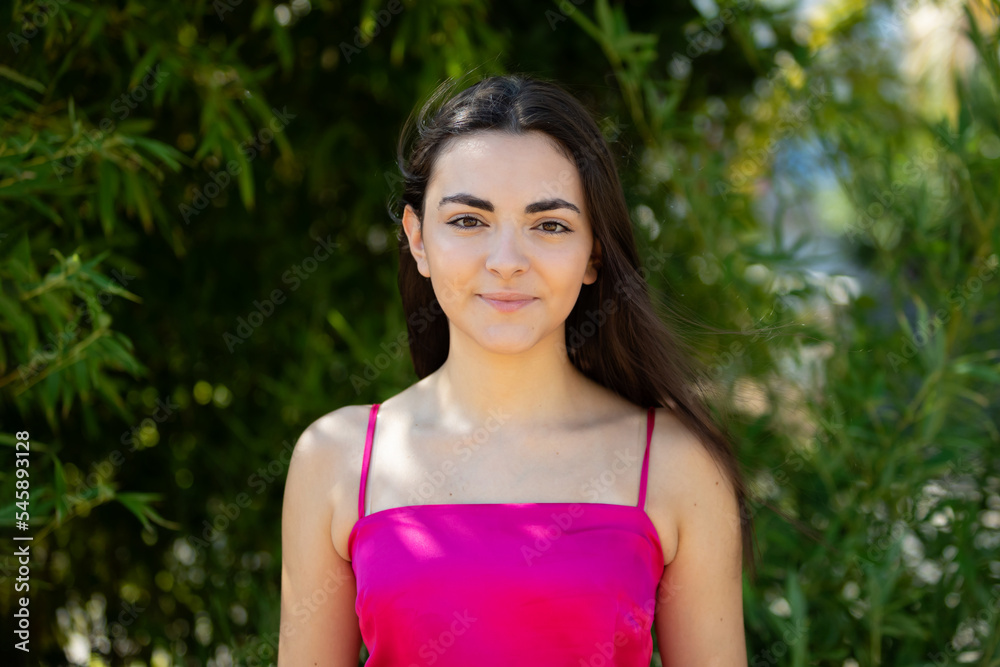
[278,410,363,666]
[654,419,748,667]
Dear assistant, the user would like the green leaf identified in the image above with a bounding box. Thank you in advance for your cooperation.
[0,433,51,453]
[93,373,127,413]
[96,335,142,376]
[23,195,65,226]
[116,118,157,136]
[195,122,221,162]
[115,492,154,531]
[52,454,68,524]
[785,569,809,667]
[129,44,162,90]
[119,168,153,232]
[0,65,46,93]
[326,308,367,358]
[71,352,91,399]
[98,160,119,236]
[234,146,254,210]
[952,361,1000,385]
[130,135,186,172]
[116,492,181,531]
[594,0,614,34]
[271,19,295,75]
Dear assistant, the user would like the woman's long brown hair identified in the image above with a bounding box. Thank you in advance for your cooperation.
[389,72,760,581]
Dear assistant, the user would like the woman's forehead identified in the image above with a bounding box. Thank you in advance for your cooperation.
[429,131,584,203]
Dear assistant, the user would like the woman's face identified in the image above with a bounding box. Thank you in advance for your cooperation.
[402,130,601,355]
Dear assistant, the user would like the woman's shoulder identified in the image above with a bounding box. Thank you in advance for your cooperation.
[294,404,372,455]
[649,405,733,490]
[289,404,378,496]
[647,405,741,548]
[296,384,433,464]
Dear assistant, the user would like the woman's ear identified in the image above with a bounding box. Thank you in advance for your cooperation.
[402,204,430,278]
[584,237,602,285]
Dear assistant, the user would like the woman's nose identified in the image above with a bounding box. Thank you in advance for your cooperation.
[484,223,530,278]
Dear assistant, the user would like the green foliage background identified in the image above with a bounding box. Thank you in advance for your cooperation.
[1,0,999,665]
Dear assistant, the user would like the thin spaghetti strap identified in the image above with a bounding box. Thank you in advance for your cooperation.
[358,403,380,521]
[637,406,655,511]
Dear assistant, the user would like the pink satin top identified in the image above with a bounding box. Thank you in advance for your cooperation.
[348,403,665,666]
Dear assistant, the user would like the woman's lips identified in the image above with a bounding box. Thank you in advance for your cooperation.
[478,295,536,312]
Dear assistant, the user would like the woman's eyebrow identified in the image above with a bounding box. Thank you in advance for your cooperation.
[438,192,581,214]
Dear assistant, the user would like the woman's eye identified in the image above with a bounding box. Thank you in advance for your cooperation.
[447,217,569,234]
[539,221,566,234]
[449,216,481,228]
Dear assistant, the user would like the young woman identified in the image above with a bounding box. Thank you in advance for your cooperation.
[279,74,756,666]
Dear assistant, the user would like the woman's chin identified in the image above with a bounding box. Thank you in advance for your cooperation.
[472,332,541,355]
